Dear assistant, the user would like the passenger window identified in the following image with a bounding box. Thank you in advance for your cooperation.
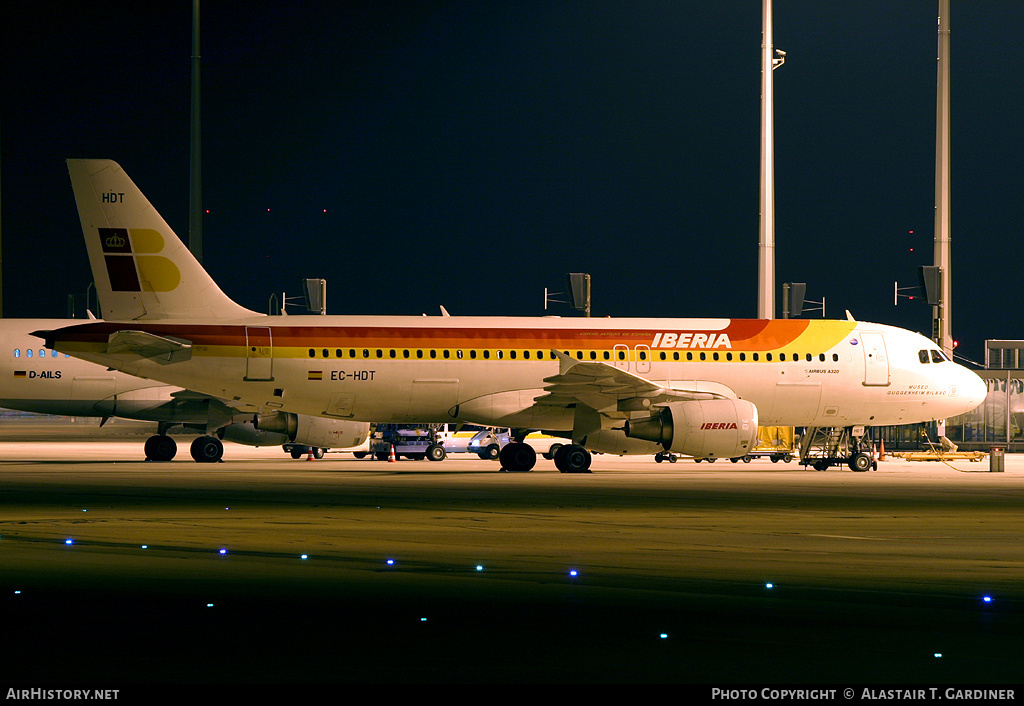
[26,349,33,358]
[14,349,20,358]
[919,350,930,364]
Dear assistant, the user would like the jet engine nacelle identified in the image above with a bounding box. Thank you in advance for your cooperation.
[220,422,290,447]
[624,399,758,459]
[255,412,371,449]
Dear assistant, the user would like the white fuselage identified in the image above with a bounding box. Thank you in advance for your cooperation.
[47,315,987,441]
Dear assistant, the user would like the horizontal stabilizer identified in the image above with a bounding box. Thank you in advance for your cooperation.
[106,330,192,364]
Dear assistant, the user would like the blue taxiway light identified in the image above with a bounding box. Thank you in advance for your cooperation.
[64,539,73,545]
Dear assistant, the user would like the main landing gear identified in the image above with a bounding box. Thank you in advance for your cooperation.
[498,441,592,473]
[144,433,225,463]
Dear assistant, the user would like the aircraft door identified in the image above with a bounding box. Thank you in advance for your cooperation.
[861,332,889,386]
[245,327,274,381]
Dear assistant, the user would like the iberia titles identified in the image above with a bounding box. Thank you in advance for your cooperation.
[651,332,732,349]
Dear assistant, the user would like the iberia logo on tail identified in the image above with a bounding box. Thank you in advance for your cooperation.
[99,227,181,293]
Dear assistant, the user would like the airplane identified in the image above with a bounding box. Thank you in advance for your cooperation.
[38,159,987,473]
[2,318,370,461]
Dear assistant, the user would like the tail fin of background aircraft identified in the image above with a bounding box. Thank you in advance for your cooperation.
[66,159,256,320]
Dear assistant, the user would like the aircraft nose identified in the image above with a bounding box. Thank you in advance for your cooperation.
[961,368,987,412]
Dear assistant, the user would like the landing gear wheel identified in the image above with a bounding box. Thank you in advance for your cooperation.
[554,443,592,473]
[849,452,872,472]
[145,434,177,462]
[426,443,447,462]
[478,443,500,460]
[190,435,224,463]
[498,442,537,472]
[543,443,562,460]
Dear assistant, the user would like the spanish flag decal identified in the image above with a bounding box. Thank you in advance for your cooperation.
[308,371,323,380]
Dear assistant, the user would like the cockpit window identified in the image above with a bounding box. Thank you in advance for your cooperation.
[931,349,948,363]
[919,350,930,364]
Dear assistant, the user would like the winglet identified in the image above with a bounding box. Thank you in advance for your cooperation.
[66,159,257,321]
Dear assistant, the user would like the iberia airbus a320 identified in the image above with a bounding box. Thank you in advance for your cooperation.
[39,160,986,473]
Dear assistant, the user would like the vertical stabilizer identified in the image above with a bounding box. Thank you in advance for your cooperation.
[67,159,256,321]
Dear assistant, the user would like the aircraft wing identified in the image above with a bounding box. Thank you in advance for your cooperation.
[105,330,192,364]
[536,351,737,416]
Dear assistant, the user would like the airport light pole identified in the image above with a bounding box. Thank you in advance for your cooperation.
[933,0,953,358]
[189,0,203,264]
[758,0,784,320]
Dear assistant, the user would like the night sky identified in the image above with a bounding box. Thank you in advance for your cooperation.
[3,2,1021,366]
